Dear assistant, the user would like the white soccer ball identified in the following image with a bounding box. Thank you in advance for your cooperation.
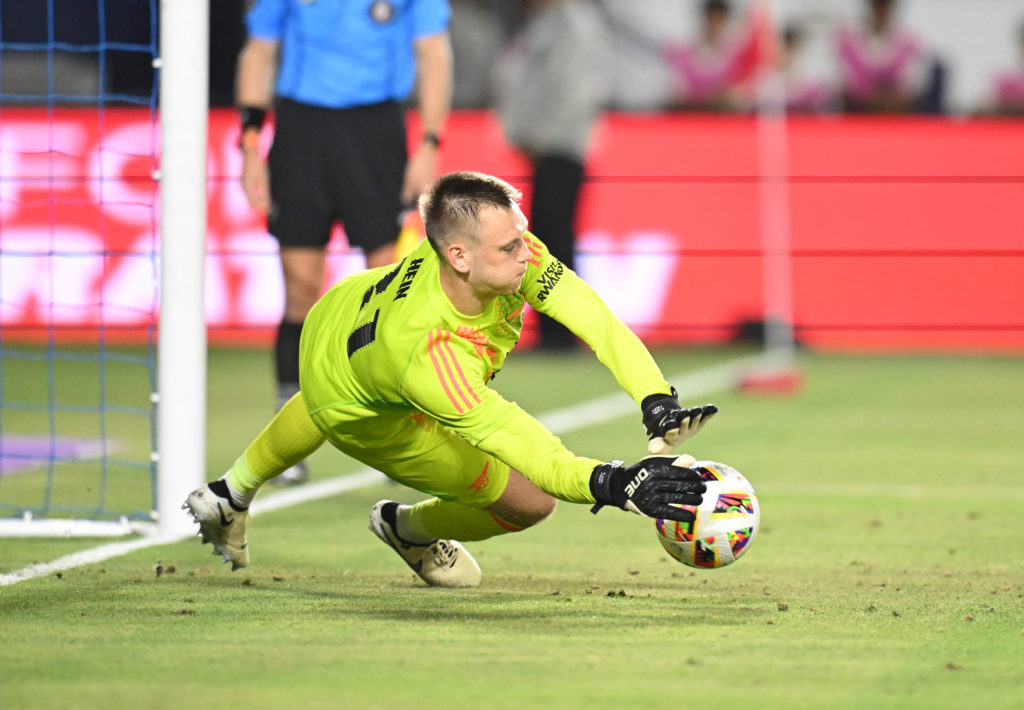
[654,460,760,569]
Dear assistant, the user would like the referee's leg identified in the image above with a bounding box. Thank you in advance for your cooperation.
[277,246,324,408]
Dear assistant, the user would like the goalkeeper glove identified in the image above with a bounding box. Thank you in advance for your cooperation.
[641,387,718,455]
[589,454,705,522]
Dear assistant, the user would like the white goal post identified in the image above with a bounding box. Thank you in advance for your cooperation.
[155,0,209,537]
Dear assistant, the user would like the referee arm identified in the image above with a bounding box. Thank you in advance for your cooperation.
[403,32,452,204]
[236,37,279,214]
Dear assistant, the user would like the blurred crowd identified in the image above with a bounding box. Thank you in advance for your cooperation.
[1,0,1023,117]
[453,0,1024,117]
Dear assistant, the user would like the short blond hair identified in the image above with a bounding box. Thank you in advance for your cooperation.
[419,171,522,255]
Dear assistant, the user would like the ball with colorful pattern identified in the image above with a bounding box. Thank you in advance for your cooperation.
[654,461,760,569]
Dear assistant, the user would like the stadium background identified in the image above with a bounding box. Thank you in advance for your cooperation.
[2,0,1023,525]
[2,5,1023,706]
[3,108,1023,351]
[2,0,1023,354]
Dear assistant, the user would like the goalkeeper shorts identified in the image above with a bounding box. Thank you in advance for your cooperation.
[308,404,510,509]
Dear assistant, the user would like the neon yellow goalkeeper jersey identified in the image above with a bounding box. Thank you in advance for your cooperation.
[299,233,671,504]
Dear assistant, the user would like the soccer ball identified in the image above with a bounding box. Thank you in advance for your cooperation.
[654,461,760,569]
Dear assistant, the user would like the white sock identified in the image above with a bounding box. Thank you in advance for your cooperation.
[394,504,435,545]
[220,473,256,509]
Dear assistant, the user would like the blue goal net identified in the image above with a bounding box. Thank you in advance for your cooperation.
[0,0,161,535]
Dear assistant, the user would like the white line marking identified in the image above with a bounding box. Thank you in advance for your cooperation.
[0,471,390,586]
[0,351,781,586]
[537,349,779,434]
[768,484,1024,500]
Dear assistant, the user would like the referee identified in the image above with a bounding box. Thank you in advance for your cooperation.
[236,0,453,484]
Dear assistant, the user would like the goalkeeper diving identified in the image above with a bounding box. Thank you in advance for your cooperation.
[184,171,717,587]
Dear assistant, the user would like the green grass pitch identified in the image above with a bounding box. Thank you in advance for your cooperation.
[2,347,1022,709]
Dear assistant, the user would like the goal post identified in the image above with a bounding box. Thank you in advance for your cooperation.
[156,0,209,537]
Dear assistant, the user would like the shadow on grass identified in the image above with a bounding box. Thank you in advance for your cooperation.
[275,576,770,629]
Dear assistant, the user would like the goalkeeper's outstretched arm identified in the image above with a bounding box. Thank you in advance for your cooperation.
[521,237,718,452]
[473,404,704,522]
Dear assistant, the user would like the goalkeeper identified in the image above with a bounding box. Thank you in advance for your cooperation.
[185,171,717,587]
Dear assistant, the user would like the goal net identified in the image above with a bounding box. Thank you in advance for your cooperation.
[0,0,205,537]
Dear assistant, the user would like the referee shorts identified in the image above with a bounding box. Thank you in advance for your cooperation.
[267,99,407,252]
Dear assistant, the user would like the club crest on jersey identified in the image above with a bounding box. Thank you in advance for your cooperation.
[368,0,397,24]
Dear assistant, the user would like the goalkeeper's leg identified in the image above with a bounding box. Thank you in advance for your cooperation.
[227,391,327,498]
[183,392,326,569]
[364,429,556,545]
[318,407,557,585]
[406,471,556,541]
[369,470,556,588]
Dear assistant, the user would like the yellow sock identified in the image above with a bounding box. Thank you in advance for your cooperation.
[405,498,524,542]
[227,392,326,494]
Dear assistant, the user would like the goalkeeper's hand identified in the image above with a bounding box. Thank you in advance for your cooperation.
[589,454,705,522]
[641,387,718,455]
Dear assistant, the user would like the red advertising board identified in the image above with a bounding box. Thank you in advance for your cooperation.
[1,108,1022,350]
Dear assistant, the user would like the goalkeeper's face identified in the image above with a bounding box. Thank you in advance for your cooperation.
[464,204,531,297]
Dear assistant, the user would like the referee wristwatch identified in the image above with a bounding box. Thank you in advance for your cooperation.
[238,106,266,152]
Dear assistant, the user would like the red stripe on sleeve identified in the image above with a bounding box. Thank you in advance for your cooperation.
[427,330,464,414]
[436,331,475,410]
[440,331,481,405]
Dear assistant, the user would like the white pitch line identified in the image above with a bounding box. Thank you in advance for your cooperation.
[537,348,782,434]
[768,484,1024,500]
[0,350,780,587]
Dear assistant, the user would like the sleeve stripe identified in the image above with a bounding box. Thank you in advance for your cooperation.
[435,331,469,410]
[428,329,480,413]
[523,234,543,266]
[439,331,481,405]
[427,330,464,414]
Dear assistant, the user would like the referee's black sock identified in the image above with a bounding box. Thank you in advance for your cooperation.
[275,319,304,406]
